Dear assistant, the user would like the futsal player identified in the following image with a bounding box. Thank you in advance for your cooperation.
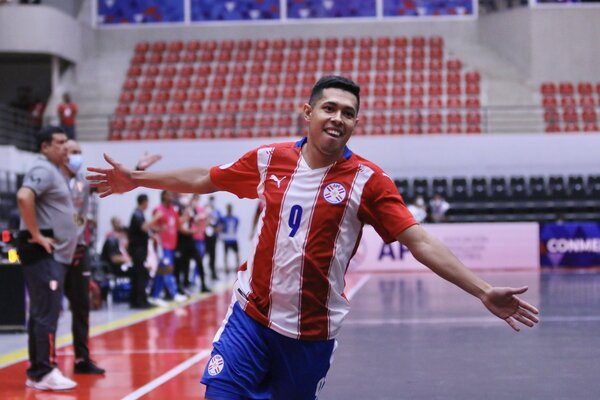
[88,75,539,399]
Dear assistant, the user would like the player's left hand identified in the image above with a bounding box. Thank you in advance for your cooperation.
[481,286,539,331]
[137,152,162,171]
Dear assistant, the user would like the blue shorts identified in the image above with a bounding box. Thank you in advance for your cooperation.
[201,302,336,400]
[160,249,175,268]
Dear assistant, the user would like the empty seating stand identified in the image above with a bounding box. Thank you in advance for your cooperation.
[540,81,600,133]
[110,36,483,140]
[394,173,600,223]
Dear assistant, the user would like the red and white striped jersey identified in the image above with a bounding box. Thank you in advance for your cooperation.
[210,138,416,340]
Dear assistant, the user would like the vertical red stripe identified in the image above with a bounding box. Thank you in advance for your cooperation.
[246,147,301,323]
[49,332,55,365]
[299,163,358,340]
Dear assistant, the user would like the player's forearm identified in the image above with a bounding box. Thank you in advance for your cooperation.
[399,227,491,299]
[16,188,42,238]
[131,167,218,194]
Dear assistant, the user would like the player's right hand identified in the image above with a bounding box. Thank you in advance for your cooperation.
[87,153,137,197]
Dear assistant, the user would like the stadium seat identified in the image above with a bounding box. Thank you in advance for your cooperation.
[540,82,556,96]
[559,82,575,96]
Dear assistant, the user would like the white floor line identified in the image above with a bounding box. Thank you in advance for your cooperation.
[345,315,600,326]
[57,348,205,356]
[121,349,212,400]
[346,274,371,300]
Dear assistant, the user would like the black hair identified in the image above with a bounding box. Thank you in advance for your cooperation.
[160,190,169,202]
[35,126,65,153]
[309,75,360,112]
[137,193,148,205]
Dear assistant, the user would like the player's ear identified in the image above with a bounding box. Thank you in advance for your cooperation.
[303,103,312,121]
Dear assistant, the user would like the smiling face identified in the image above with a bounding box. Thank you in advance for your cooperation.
[303,88,359,167]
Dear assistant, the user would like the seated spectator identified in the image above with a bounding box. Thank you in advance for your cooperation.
[407,195,428,223]
[101,217,131,276]
[429,194,450,223]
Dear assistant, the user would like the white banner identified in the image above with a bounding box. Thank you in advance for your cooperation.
[349,222,540,272]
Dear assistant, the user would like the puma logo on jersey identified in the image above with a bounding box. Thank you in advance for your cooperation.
[269,174,287,188]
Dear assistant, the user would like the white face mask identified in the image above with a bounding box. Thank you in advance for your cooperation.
[67,154,83,173]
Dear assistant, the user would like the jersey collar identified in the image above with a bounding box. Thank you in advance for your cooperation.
[294,137,353,161]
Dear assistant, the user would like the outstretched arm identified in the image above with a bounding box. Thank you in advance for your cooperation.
[397,224,539,331]
[87,154,220,197]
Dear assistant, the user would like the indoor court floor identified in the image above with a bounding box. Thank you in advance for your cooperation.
[1,270,598,400]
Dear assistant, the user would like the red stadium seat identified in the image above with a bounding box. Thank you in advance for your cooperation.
[429,36,444,48]
[240,115,256,128]
[410,47,425,60]
[227,88,242,101]
[272,38,286,50]
[135,41,150,54]
[256,39,269,50]
[540,82,556,96]
[186,40,201,52]
[446,98,462,109]
[181,129,196,139]
[559,82,575,96]
[307,38,321,49]
[428,59,443,71]
[128,117,145,131]
[410,72,425,85]
[446,59,462,71]
[223,102,239,114]
[130,54,145,65]
[172,90,188,103]
[325,37,339,48]
[564,122,580,132]
[542,96,558,108]
[133,104,148,115]
[169,102,185,114]
[161,65,177,77]
[465,84,480,96]
[188,101,204,114]
[141,78,156,90]
[203,40,217,51]
[583,122,599,132]
[108,130,123,141]
[465,71,481,84]
[465,98,481,109]
[427,98,443,109]
[158,78,173,91]
[466,111,482,125]
[237,40,251,50]
[126,130,142,141]
[127,66,142,78]
[220,114,236,129]
[394,37,408,48]
[582,108,597,123]
[148,52,163,64]
[190,89,205,102]
[165,51,180,64]
[579,96,595,107]
[183,116,200,129]
[145,129,159,140]
[136,91,152,103]
[411,36,426,47]
[182,51,196,63]
[242,102,258,113]
[376,36,391,47]
[206,102,222,114]
[447,111,462,125]
[359,37,374,48]
[290,38,304,49]
[447,84,462,97]
[147,117,163,130]
[203,115,218,129]
[115,104,131,116]
[218,40,233,52]
[150,103,167,114]
[428,85,443,97]
[560,96,577,108]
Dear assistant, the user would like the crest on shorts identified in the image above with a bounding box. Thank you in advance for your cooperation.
[207,354,224,376]
[323,182,347,204]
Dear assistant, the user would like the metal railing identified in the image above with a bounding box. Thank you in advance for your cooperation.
[73,104,599,141]
[0,105,36,151]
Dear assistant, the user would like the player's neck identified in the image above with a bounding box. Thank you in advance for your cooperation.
[301,142,340,170]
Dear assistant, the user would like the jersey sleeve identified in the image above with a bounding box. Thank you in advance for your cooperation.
[209,148,261,199]
[22,165,54,197]
[358,171,417,243]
